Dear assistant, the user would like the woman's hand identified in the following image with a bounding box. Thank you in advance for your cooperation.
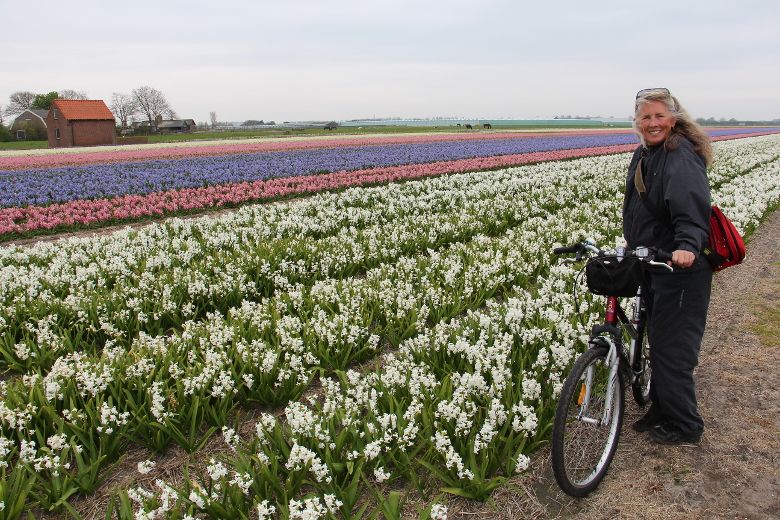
[671,249,696,268]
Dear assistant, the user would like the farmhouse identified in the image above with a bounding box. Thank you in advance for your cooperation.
[10,109,49,140]
[156,118,197,134]
[47,99,116,148]
[131,117,197,134]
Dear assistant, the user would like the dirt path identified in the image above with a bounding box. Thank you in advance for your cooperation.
[447,209,780,520]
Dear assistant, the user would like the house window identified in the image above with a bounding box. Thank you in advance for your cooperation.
[55,128,61,139]
[16,130,26,140]
[53,110,58,119]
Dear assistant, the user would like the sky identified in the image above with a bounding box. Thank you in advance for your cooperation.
[1,0,779,123]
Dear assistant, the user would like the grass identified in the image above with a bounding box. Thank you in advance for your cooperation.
[0,140,48,151]
[749,261,780,348]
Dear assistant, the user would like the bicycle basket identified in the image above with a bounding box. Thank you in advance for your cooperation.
[585,256,642,297]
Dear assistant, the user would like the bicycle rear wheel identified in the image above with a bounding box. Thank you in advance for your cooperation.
[551,344,624,497]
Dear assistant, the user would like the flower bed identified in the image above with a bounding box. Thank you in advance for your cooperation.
[0,135,779,517]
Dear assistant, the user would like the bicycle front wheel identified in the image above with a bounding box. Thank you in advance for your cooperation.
[551,345,625,497]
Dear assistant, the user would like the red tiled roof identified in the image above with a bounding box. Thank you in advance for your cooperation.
[52,99,115,121]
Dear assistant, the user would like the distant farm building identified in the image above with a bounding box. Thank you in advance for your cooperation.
[47,99,116,147]
[10,109,49,140]
[155,117,197,134]
[131,116,196,134]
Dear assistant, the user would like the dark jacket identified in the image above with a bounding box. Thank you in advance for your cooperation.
[622,135,712,272]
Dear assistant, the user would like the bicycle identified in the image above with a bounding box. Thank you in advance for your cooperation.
[550,240,673,497]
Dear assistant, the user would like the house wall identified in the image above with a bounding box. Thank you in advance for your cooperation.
[47,109,72,147]
[72,121,116,146]
[46,111,116,147]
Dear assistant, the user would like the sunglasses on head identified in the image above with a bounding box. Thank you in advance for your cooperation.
[636,88,670,99]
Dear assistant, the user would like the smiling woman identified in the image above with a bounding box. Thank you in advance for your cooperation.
[624,88,715,445]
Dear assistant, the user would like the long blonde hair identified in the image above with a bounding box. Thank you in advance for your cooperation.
[633,90,713,166]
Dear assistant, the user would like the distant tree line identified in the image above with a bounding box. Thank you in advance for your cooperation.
[241,120,276,126]
[695,117,780,126]
[553,115,600,120]
[203,114,277,129]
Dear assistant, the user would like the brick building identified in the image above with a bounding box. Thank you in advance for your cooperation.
[47,99,116,147]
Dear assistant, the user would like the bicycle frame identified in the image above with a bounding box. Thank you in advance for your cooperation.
[604,287,648,382]
[584,287,647,426]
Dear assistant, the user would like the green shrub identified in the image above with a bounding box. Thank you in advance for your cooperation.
[0,124,12,142]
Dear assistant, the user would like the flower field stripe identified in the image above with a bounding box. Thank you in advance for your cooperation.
[1,137,779,515]
[0,130,632,171]
[3,130,777,210]
[1,133,648,208]
[1,133,776,240]
[0,126,776,172]
[0,144,635,236]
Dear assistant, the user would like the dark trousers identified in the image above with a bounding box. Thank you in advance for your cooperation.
[643,267,712,435]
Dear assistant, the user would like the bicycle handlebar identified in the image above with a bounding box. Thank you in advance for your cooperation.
[553,245,580,255]
[553,241,674,270]
[652,249,673,263]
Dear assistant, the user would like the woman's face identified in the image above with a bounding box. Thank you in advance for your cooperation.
[636,100,676,146]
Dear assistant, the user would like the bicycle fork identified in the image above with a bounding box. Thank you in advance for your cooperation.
[577,294,623,426]
[578,336,620,426]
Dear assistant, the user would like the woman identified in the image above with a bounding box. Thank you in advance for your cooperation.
[622,88,713,445]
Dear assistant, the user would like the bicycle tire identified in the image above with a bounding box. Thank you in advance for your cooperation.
[631,333,652,406]
[551,344,625,497]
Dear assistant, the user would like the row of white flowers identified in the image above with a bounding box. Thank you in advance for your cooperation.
[0,134,778,517]
[707,134,780,187]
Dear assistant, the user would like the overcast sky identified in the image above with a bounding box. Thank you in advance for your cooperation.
[2,0,778,123]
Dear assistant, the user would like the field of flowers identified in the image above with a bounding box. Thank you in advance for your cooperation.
[1,128,778,239]
[0,131,779,518]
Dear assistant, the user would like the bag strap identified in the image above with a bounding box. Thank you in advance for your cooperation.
[634,148,672,229]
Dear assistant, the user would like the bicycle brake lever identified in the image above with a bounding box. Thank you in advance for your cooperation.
[647,260,674,271]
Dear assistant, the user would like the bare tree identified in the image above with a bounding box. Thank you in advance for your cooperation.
[7,91,37,116]
[0,104,5,125]
[131,86,173,127]
[58,89,88,100]
[110,92,138,129]
[210,111,217,128]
